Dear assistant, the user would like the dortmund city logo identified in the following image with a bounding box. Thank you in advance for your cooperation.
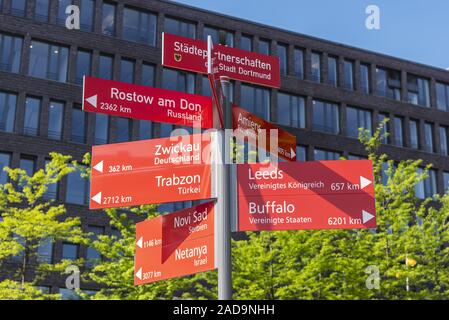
[174,53,182,62]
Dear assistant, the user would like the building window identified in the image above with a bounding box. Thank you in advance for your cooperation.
[407,74,430,107]
[294,48,304,79]
[360,63,370,94]
[20,157,35,177]
[65,166,89,205]
[375,67,401,101]
[296,146,307,161]
[241,84,270,120]
[120,58,135,84]
[378,113,389,144]
[123,7,157,46]
[0,91,17,133]
[277,43,288,76]
[59,288,80,300]
[11,0,26,17]
[57,0,73,26]
[71,104,87,144]
[142,63,155,87]
[164,17,196,39]
[34,0,49,22]
[79,0,94,32]
[101,2,116,36]
[436,82,449,112]
[43,159,58,200]
[346,106,372,139]
[258,39,270,55]
[0,153,11,184]
[327,56,338,87]
[276,92,305,128]
[94,113,109,145]
[311,52,321,82]
[314,149,341,161]
[424,122,434,153]
[158,201,193,214]
[444,172,449,192]
[439,126,448,156]
[115,118,131,142]
[0,33,23,73]
[240,34,252,51]
[62,243,78,260]
[393,116,404,147]
[409,119,419,150]
[29,40,69,82]
[23,96,41,136]
[138,120,153,140]
[37,238,53,264]
[99,54,113,80]
[86,226,104,267]
[312,100,339,134]
[203,26,234,47]
[48,100,64,140]
[162,69,195,94]
[36,286,51,294]
[75,50,91,85]
[343,60,354,90]
[415,168,437,199]
[348,155,367,160]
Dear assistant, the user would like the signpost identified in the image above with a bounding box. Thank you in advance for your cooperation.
[237,160,376,231]
[162,32,281,88]
[232,104,297,161]
[82,76,214,129]
[134,201,215,285]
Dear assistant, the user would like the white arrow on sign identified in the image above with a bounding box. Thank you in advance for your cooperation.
[135,267,142,280]
[136,236,143,249]
[91,192,102,205]
[362,210,375,223]
[290,148,296,159]
[360,176,372,189]
[93,161,103,173]
[85,95,97,108]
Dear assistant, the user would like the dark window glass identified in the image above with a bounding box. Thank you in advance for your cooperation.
[436,82,449,111]
[75,50,91,85]
[94,113,109,144]
[276,92,305,128]
[311,53,321,82]
[240,35,252,51]
[120,58,134,84]
[142,63,155,87]
[393,117,404,147]
[327,56,337,86]
[80,0,94,32]
[65,166,89,205]
[375,67,401,101]
[24,97,41,136]
[99,54,113,80]
[294,48,304,79]
[314,149,341,161]
[71,105,87,143]
[296,146,306,161]
[159,123,174,138]
[439,126,448,156]
[0,153,11,184]
[29,40,68,82]
[343,60,354,90]
[409,120,419,150]
[258,39,270,55]
[138,120,152,140]
[101,2,116,36]
[59,288,80,300]
[277,43,288,75]
[415,168,437,199]
[0,91,17,133]
[424,122,434,153]
[443,172,449,192]
[158,201,193,214]
[164,17,196,38]
[378,113,389,144]
[348,155,367,160]
[35,0,50,22]
[37,238,53,263]
[48,101,64,140]
[312,100,339,134]
[360,63,370,94]
[62,243,78,260]
[241,84,270,120]
[20,157,35,176]
[346,106,372,138]
[37,286,51,294]
[203,26,233,47]
[407,74,430,107]
[115,118,131,142]
[162,69,195,94]
[123,7,157,46]
[43,159,58,200]
[86,226,104,267]
[57,0,73,26]
[0,33,23,73]
[11,0,26,17]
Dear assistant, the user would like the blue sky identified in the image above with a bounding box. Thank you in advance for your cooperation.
[174,0,449,70]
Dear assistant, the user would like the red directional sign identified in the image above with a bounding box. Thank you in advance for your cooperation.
[82,76,213,129]
[237,160,376,231]
[232,104,297,161]
[134,201,215,285]
[89,133,214,209]
[162,33,281,88]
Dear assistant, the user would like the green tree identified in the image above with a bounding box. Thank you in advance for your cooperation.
[0,153,87,300]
